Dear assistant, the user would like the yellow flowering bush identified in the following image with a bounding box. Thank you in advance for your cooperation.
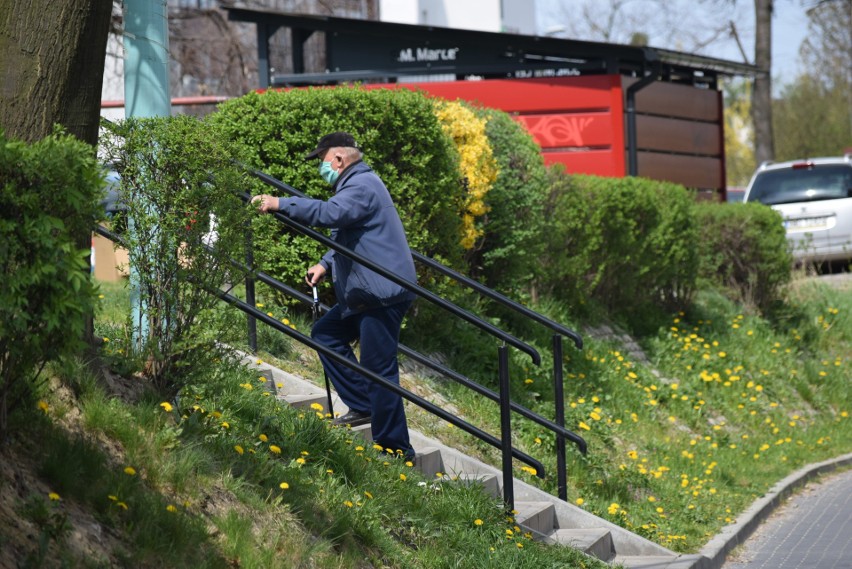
[433,100,498,249]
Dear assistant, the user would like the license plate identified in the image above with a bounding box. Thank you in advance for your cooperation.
[784,216,830,230]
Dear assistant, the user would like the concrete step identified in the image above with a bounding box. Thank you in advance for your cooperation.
[413,447,444,478]
[244,352,688,567]
[551,528,615,562]
[514,501,556,536]
[456,473,501,498]
[281,392,329,410]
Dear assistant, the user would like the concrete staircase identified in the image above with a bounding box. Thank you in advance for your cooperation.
[248,355,706,569]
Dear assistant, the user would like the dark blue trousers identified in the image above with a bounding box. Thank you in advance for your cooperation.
[311,300,413,457]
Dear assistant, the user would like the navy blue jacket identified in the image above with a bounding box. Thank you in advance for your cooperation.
[277,161,417,317]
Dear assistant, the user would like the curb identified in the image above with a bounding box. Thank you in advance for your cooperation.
[692,451,852,569]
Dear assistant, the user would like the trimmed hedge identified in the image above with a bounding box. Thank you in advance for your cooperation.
[0,127,103,431]
[694,201,792,313]
[209,87,465,301]
[541,172,699,329]
[470,106,550,294]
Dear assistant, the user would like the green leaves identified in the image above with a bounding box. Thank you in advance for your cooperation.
[694,202,791,313]
[210,87,466,299]
[1,128,103,432]
[541,173,700,331]
[99,115,256,393]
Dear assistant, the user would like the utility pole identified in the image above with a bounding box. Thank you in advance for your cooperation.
[124,0,171,343]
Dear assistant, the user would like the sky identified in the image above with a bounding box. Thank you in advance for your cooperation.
[535,0,810,87]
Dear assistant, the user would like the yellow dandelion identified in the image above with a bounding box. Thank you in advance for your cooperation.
[37,401,49,413]
[123,466,136,476]
[159,402,173,412]
[344,500,353,508]
[578,421,591,431]
[221,422,230,429]
[48,492,60,501]
[166,504,177,512]
[279,482,290,490]
[269,445,281,454]
[399,473,407,481]
[474,518,483,526]
[234,445,244,455]
[296,457,306,465]
[259,434,268,442]
[364,491,373,499]
[117,502,128,510]
[310,402,324,411]
[575,498,584,506]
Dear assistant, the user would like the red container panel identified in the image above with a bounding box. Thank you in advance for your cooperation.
[514,112,615,150]
[543,149,625,177]
[377,76,627,178]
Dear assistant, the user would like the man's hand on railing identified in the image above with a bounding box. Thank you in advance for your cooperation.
[251,193,279,213]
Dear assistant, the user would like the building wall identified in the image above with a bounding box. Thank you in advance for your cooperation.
[378,0,535,34]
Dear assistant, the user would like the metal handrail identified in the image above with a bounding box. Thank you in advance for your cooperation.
[93,223,547,481]
[236,191,541,366]
[248,168,581,346]
[211,245,587,454]
[409,251,583,349]
[245,167,588,502]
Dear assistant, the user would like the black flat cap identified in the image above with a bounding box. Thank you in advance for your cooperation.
[304,131,360,160]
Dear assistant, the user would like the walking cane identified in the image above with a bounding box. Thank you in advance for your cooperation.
[311,284,334,417]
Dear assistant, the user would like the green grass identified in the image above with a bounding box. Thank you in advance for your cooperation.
[10,276,852,565]
[399,278,852,553]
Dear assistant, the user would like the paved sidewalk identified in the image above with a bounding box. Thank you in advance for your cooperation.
[719,467,852,569]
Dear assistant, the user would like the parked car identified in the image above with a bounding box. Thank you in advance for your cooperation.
[744,154,852,263]
[726,187,745,202]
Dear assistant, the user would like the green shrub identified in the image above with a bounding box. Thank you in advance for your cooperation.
[0,127,104,434]
[468,106,549,295]
[100,116,255,393]
[541,172,699,331]
[694,201,792,313]
[209,87,464,306]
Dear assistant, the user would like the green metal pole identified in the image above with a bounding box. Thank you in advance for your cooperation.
[124,0,170,344]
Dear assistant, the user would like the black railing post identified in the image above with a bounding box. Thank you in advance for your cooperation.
[498,344,514,512]
[553,334,568,502]
[245,227,257,352]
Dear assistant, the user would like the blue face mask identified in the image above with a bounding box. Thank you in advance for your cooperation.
[319,160,340,185]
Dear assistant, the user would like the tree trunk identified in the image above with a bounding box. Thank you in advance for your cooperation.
[0,0,112,347]
[752,0,774,164]
[0,0,112,145]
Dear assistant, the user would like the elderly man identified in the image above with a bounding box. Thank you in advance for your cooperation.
[252,132,416,460]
